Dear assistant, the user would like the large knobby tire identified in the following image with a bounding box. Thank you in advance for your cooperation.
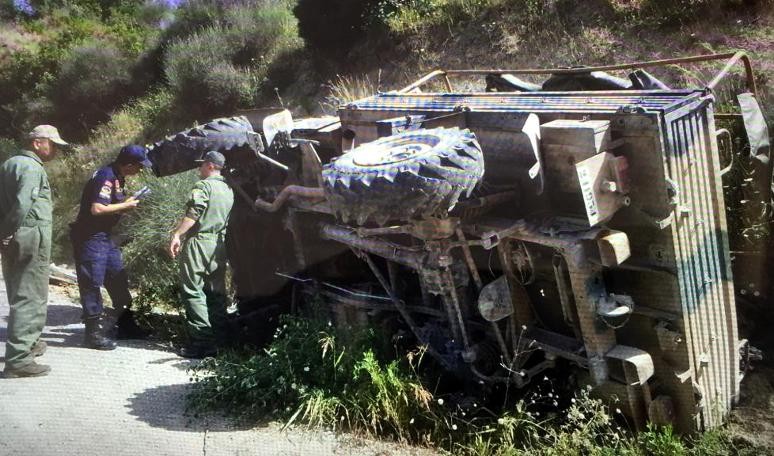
[322,128,484,225]
[147,116,262,177]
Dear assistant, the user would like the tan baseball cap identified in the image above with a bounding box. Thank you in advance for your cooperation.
[28,125,69,146]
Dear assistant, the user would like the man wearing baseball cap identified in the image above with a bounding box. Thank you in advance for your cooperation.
[0,125,68,378]
[70,144,152,350]
[169,151,234,358]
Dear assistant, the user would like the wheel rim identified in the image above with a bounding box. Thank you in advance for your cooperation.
[352,136,439,166]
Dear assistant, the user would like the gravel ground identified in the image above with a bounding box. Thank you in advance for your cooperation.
[0,276,436,456]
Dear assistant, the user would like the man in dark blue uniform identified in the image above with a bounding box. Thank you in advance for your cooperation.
[70,145,151,350]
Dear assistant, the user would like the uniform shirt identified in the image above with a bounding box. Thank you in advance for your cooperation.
[0,150,52,238]
[185,175,234,237]
[72,164,127,237]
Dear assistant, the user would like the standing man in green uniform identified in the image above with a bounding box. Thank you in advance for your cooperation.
[169,151,233,358]
[1,125,68,378]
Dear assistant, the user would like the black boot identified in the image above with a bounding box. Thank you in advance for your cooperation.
[84,315,117,350]
[115,310,151,340]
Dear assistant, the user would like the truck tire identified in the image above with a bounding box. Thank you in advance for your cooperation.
[322,127,484,225]
[147,116,262,177]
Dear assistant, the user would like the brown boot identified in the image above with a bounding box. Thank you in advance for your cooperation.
[3,361,51,378]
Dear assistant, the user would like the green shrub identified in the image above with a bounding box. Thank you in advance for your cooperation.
[225,2,302,67]
[121,170,198,310]
[49,40,134,137]
[164,1,302,121]
[164,26,254,119]
[378,0,505,33]
[188,313,444,440]
[0,138,18,163]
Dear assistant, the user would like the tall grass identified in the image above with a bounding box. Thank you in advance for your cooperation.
[187,312,766,455]
[321,73,381,113]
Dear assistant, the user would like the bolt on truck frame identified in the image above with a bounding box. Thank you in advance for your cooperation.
[147,52,771,433]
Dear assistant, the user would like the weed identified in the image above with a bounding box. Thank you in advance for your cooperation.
[188,309,772,455]
[321,73,381,113]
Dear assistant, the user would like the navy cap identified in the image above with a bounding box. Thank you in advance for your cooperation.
[195,150,226,168]
[116,144,152,168]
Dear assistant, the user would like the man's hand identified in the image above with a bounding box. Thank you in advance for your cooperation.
[169,234,181,259]
[122,197,140,210]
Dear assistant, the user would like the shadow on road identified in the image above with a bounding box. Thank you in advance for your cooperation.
[127,383,259,432]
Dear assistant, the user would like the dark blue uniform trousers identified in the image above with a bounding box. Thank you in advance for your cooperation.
[71,232,132,318]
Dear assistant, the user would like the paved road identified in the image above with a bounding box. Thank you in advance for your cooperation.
[0,278,432,456]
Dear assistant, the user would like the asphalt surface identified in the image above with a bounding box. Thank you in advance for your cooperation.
[0,276,434,456]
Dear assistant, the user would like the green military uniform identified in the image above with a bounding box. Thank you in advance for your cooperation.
[0,150,52,369]
[180,174,234,347]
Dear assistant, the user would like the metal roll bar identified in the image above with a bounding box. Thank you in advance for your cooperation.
[399,51,757,97]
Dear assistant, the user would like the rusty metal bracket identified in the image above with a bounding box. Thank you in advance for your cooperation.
[254,186,326,212]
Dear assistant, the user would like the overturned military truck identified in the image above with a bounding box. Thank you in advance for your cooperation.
[147,52,771,434]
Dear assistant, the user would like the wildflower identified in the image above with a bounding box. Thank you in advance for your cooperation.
[473,403,477,408]
[571,398,576,404]
[578,413,585,420]
[291,383,297,390]
[327,321,333,327]
[303,366,310,372]
[437,398,444,405]
[340,416,345,421]
[543,376,549,381]
[552,401,558,406]
[548,393,553,398]
[615,408,622,414]
[452,424,458,430]
[410,418,415,424]
[497,418,505,425]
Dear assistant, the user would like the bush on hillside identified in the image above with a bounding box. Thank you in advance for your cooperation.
[164,26,254,119]
[225,2,301,67]
[49,41,134,135]
[164,2,302,121]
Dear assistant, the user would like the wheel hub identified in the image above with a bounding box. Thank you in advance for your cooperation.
[352,137,438,166]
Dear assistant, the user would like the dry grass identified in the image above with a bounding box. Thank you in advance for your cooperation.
[321,73,382,113]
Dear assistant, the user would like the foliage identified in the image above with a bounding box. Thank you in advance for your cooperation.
[321,73,380,113]
[163,2,301,119]
[188,313,441,441]
[0,8,157,141]
[188,312,769,455]
[164,25,253,119]
[121,171,197,310]
[0,137,18,163]
[48,40,134,133]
